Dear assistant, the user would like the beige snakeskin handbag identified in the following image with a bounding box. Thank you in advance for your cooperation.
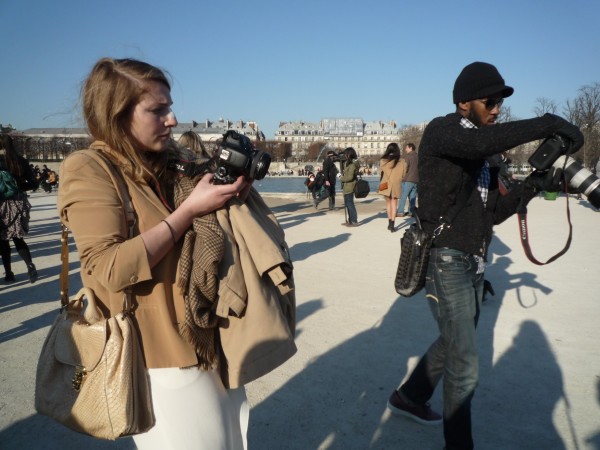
[34,152,154,439]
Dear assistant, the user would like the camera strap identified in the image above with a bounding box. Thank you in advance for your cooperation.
[516,189,573,265]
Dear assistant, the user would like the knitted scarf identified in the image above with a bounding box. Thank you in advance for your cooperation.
[173,175,224,370]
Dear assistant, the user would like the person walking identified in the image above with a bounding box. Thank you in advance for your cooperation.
[385,61,583,450]
[0,134,38,283]
[314,150,339,210]
[57,57,254,449]
[378,143,405,232]
[397,142,418,217]
[340,147,360,227]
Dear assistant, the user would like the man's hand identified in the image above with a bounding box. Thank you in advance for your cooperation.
[547,114,584,153]
[525,167,565,193]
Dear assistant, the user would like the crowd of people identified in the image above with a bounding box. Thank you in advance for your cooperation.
[303,142,420,230]
[1,57,590,450]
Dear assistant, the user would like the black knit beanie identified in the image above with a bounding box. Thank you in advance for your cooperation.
[453,62,514,104]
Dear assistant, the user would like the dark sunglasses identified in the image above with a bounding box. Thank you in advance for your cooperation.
[478,98,504,110]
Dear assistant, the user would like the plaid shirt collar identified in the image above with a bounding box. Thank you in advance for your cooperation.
[460,116,476,129]
[459,116,489,206]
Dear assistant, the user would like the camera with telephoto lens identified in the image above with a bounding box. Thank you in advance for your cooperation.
[327,152,341,162]
[528,135,600,208]
[213,130,271,184]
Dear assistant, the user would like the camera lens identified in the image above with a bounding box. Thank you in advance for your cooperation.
[555,155,600,209]
[252,152,271,180]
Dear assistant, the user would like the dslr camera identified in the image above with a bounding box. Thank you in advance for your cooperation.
[213,130,271,184]
[528,135,600,208]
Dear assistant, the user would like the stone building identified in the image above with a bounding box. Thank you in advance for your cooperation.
[171,118,265,144]
[274,118,401,158]
[11,118,262,161]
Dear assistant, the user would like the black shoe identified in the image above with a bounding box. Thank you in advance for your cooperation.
[387,390,442,425]
[4,271,15,282]
[27,265,38,284]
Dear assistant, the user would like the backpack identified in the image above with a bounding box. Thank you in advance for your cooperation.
[0,170,19,200]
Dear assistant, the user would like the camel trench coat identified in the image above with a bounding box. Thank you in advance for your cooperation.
[58,145,198,368]
[378,158,406,199]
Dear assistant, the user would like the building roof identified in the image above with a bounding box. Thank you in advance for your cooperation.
[20,127,89,136]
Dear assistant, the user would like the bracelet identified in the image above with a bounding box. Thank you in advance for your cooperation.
[162,220,177,245]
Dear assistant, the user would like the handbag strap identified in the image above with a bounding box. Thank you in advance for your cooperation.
[59,151,136,311]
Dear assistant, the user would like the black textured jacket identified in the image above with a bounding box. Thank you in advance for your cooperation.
[322,157,339,185]
[418,112,565,259]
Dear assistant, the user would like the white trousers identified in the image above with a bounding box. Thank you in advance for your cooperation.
[133,367,248,450]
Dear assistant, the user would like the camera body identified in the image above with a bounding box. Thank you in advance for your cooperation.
[528,135,568,171]
[327,152,341,162]
[528,135,600,208]
[213,130,271,184]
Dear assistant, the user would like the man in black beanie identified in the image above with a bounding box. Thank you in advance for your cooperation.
[386,61,583,450]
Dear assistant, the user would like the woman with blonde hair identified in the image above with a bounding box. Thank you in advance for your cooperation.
[378,143,405,232]
[58,57,251,449]
[178,130,211,159]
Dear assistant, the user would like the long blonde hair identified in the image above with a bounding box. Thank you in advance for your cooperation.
[82,57,177,182]
[178,131,211,159]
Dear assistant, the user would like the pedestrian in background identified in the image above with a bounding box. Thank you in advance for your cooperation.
[178,130,212,160]
[340,147,360,227]
[397,143,418,217]
[315,150,339,210]
[378,143,404,232]
[0,134,38,283]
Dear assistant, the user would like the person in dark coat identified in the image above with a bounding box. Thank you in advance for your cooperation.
[385,61,583,450]
[314,150,339,210]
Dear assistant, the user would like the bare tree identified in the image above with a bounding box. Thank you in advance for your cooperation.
[399,124,425,148]
[255,140,292,162]
[305,141,326,161]
[563,82,600,167]
[498,105,514,123]
[533,97,558,117]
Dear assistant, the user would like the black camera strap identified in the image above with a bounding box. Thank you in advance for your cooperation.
[517,186,573,265]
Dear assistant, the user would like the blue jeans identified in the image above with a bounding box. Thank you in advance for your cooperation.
[343,193,357,224]
[398,181,417,214]
[400,247,483,450]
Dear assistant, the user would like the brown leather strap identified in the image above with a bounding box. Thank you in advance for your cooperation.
[59,224,70,307]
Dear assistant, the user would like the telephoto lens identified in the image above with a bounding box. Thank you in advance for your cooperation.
[554,155,600,209]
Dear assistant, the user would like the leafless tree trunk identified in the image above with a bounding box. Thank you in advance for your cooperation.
[564,83,600,168]
[399,124,425,149]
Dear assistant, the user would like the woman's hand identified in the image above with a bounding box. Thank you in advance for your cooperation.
[185,173,249,217]
[141,174,249,267]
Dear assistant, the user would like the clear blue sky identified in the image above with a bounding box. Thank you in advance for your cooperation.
[1,0,599,139]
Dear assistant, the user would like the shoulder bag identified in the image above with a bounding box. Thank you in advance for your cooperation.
[394,214,433,297]
[34,152,154,440]
[394,181,473,297]
[354,175,370,198]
